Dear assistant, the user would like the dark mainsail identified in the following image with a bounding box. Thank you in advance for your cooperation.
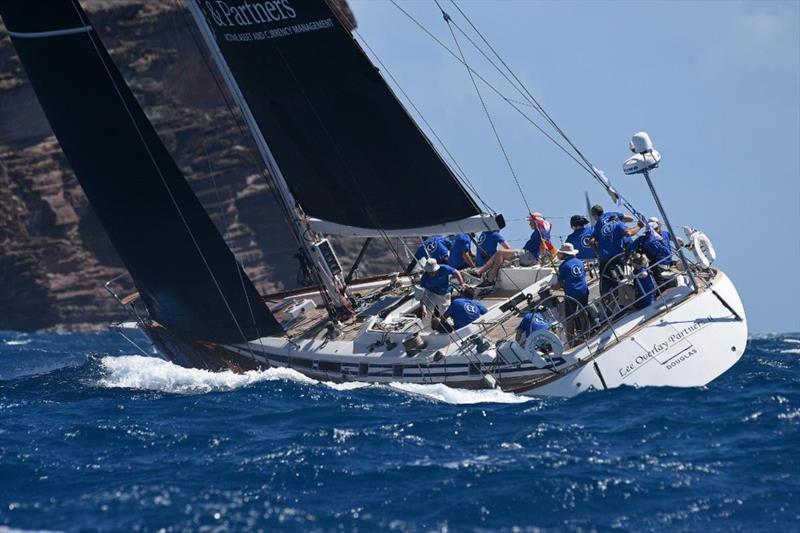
[0,0,282,343]
[190,0,502,235]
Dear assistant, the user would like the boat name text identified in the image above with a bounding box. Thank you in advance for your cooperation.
[618,317,713,379]
[204,1,297,27]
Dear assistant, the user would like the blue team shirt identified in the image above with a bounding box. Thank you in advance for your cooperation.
[518,311,550,336]
[522,228,542,259]
[420,264,458,295]
[634,230,672,267]
[448,233,472,269]
[414,236,451,263]
[565,226,596,260]
[660,229,673,247]
[595,219,628,261]
[475,230,506,267]
[558,257,589,299]
[633,267,656,309]
[592,211,625,243]
[446,298,488,330]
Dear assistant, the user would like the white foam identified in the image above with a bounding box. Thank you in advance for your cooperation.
[4,339,31,346]
[97,356,531,403]
[780,348,800,355]
[783,338,800,344]
[388,382,531,404]
[98,355,317,394]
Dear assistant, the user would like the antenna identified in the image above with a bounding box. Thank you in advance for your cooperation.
[620,132,698,292]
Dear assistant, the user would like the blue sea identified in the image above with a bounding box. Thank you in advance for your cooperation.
[0,331,798,532]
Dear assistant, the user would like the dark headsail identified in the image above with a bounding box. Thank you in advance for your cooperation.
[189,0,503,236]
[0,0,282,343]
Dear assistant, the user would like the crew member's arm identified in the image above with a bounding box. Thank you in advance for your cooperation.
[463,250,476,268]
[454,270,466,289]
[501,240,512,251]
[624,221,644,237]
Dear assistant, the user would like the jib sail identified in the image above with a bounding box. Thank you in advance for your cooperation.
[188,0,503,237]
[0,0,283,343]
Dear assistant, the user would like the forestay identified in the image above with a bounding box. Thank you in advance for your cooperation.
[189,0,503,236]
[0,0,283,344]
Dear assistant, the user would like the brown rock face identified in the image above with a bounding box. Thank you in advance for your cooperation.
[0,1,405,332]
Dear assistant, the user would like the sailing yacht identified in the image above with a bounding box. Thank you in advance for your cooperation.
[0,0,747,397]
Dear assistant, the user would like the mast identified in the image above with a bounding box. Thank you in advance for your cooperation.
[186,2,346,311]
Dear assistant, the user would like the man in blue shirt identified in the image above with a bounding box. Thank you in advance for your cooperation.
[634,224,675,292]
[588,204,643,299]
[447,233,475,270]
[474,214,546,284]
[631,253,656,310]
[405,235,451,274]
[434,287,488,332]
[552,243,590,340]
[419,258,466,322]
[474,230,509,267]
[565,215,596,260]
[516,306,551,346]
[647,216,684,249]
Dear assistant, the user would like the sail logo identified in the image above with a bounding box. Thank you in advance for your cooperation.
[203,0,297,27]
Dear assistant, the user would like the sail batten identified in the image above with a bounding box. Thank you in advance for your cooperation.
[0,0,283,344]
[189,0,501,234]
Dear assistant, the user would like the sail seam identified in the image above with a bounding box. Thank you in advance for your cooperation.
[7,26,93,39]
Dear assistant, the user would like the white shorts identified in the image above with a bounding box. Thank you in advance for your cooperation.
[515,249,538,267]
[421,290,451,317]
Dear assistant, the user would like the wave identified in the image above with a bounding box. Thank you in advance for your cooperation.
[4,339,32,346]
[388,382,531,404]
[780,348,800,355]
[97,356,530,404]
[97,355,318,394]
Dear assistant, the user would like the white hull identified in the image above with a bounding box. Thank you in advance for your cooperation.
[525,270,747,397]
[132,267,746,398]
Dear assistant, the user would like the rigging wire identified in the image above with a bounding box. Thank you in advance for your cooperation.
[387,0,597,178]
[434,0,532,216]
[448,0,640,215]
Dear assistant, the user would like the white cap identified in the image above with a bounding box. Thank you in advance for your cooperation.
[558,243,579,256]
[423,258,440,273]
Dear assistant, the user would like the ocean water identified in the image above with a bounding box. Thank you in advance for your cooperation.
[0,331,798,532]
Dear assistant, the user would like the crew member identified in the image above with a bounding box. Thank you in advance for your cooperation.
[419,258,466,320]
[516,306,551,346]
[405,235,451,274]
[589,205,643,299]
[433,287,488,333]
[648,216,684,248]
[474,229,510,268]
[631,253,656,310]
[633,223,675,291]
[474,213,549,284]
[565,215,596,260]
[590,204,634,239]
[448,232,475,270]
[552,243,590,340]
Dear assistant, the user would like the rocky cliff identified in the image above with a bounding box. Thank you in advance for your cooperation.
[0,1,400,332]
